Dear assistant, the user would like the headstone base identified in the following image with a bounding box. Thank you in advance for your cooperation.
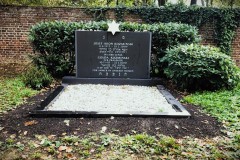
[62,76,162,86]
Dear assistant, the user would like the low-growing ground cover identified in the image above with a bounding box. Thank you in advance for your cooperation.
[0,78,38,114]
[183,85,240,159]
[0,77,239,159]
[184,84,240,132]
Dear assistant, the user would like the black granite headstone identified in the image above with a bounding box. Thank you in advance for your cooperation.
[75,31,151,79]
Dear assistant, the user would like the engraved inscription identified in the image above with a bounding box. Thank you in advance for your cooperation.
[92,42,134,77]
[76,31,151,79]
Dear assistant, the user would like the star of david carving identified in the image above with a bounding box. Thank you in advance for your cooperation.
[107,20,120,35]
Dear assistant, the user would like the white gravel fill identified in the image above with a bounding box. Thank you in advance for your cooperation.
[47,84,176,113]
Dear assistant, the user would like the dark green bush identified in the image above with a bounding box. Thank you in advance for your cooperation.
[29,21,199,77]
[29,21,79,77]
[120,22,200,75]
[21,65,53,90]
[161,44,240,91]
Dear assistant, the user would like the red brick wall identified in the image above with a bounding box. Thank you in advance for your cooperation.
[232,27,240,66]
[199,22,215,46]
[0,6,239,67]
[0,6,93,64]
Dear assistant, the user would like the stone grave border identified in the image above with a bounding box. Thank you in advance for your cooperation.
[30,82,191,118]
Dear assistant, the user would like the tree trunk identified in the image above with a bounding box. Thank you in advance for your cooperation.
[205,0,208,6]
[229,0,235,8]
[190,0,197,5]
[210,0,213,6]
[158,0,166,6]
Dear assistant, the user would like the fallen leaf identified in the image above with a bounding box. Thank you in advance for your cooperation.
[10,134,16,139]
[23,131,28,135]
[0,127,4,131]
[21,155,28,159]
[90,149,95,153]
[33,143,40,148]
[131,130,137,134]
[227,131,233,137]
[48,135,56,139]
[176,139,183,144]
[101,126,107,133]
[24,120,38,126]
[67,153,73,158]
[57,153,62,159]
[64,120,70,126]
[58,146,67,151]
[35,135,43,140]
[201,120,209,124]
[110,116,114,120]
[40,139,45,145]
[74,142,78,146]
[66,147,72,153]
[174,125,179,129]
[182,127,188,130]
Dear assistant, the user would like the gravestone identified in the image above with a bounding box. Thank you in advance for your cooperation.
[62,22,160,85]
[75,31,151,79]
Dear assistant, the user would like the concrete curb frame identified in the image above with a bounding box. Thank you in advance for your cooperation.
[30,78,191,118]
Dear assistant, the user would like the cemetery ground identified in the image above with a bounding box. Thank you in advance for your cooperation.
[0,71,239,159]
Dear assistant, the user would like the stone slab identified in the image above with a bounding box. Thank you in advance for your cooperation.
[62,76,162,86]
[75,31,151,79]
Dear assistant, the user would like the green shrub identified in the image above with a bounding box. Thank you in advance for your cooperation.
[29,21,199,77]
[161,44,240,91]
[29,21,79,78]
[120,22,200,75]
[21,65,53,90]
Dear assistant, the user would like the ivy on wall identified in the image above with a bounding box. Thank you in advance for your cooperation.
[85,4,240,55]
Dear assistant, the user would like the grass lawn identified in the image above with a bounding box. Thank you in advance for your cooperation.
[0,77,38,114]
[0,77,239,159]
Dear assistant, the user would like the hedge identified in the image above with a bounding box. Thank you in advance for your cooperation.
[29,21,199,77]
[161,44,240,91]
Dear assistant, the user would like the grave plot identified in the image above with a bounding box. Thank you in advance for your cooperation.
[31,25,190,117]
[42,84,189,116]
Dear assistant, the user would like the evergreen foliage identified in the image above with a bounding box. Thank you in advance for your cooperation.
[86,4,240,54]
[29,21,199,77]
[161,44,240,91]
